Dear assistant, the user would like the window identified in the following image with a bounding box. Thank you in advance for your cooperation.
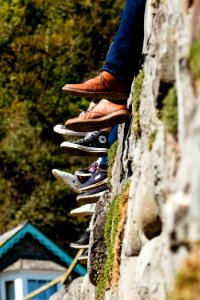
[5,281,15,300]
[27,280,57,300]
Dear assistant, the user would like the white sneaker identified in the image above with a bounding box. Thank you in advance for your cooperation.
[70,203,96,217]
[52,169,80,193]
[53,124,88,136]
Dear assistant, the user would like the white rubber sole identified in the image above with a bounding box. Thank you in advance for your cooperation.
[69,243,89,249]
[53,124,88,136]
[76,190,108,204]
[75,170,93,177]
[60,142,108,156]
[70,204,96,216]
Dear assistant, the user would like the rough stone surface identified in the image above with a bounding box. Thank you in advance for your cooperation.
[50,275,95,300]
[51,0,200,299]
[88,193,112,286]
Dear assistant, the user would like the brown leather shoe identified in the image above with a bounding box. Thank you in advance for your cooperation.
[64,99,130,131]
[62,71,130,100]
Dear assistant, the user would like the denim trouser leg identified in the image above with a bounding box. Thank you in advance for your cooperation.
[99,125,118,166]
[102,0,146,85]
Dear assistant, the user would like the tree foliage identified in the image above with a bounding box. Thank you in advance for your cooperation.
[0,0,124,251]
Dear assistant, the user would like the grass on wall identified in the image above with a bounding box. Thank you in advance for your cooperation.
[189,30,200,80]
[132,68,144,138]
[96,181,130,300]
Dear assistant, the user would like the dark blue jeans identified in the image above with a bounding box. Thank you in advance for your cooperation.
[102,0,146,85]
[99,125,118,166]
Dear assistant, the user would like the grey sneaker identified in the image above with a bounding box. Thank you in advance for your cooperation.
[52,169,80,193]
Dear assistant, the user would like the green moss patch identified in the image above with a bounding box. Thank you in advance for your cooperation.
[96,181,130,300]
[160,86,178,135]
[148,130,157,150]
[157,83,178,136]
[168,246,200,300]
[132,68,144,138]
[189,31,200,80]
[107,140,119,189]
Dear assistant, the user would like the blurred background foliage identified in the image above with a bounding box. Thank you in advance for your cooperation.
[0,0,124,251]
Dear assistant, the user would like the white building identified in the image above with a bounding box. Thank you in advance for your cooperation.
[0,221,86,300]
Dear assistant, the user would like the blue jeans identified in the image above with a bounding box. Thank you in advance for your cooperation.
[102,0,146,85]
[100,125,118,166]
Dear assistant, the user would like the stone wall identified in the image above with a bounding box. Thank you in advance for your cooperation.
[51,0,200,299]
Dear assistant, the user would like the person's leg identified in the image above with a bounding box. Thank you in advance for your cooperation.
[62,0,146,100]
[102,0,146,85]
[98,125,118,166]
[108,125,118,145]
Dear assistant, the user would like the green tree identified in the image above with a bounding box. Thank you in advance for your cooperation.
[0,0,124,251]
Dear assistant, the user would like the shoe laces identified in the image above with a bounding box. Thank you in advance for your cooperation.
[79,105,95,117]
[98,72,105,85]
[77,230,90,242]
[73,131,99,143]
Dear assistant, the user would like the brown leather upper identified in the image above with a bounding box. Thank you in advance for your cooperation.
[80,99,127,120]
[65,99,128,125]
[63,71,130,94]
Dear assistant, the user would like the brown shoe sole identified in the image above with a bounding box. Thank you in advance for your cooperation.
[62,87,129,100]
[65,110,131,132]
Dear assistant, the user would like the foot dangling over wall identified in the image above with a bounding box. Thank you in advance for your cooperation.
[51,0,200,299]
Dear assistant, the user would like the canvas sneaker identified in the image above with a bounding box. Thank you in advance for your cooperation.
[76,184,109,205]
[70,203,96,217]
[53,124,88,136]
[52,169,81,193]
[77,249,88,264]
[75,159,100,177]
[79,167,107,192]
[60,131,110,156]
[70,228,90,249]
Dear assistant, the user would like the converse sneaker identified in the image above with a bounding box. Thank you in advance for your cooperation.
[79,166,107,192]
[60,131,110,156]
[52,169,81,193]
[77,249,88,264]
[70,228,90,249]
[76,184,109,205]
[53,124,88,136]
[70,203,96,217]
[75,160,100,177]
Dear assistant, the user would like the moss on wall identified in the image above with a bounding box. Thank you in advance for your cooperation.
[157,84,178,136]
[148,130,157,150]
[168,245,200,300]
[96,181,130,300]
[189,31,200,80]
[132,68,144,138]
[107,140,119,189]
